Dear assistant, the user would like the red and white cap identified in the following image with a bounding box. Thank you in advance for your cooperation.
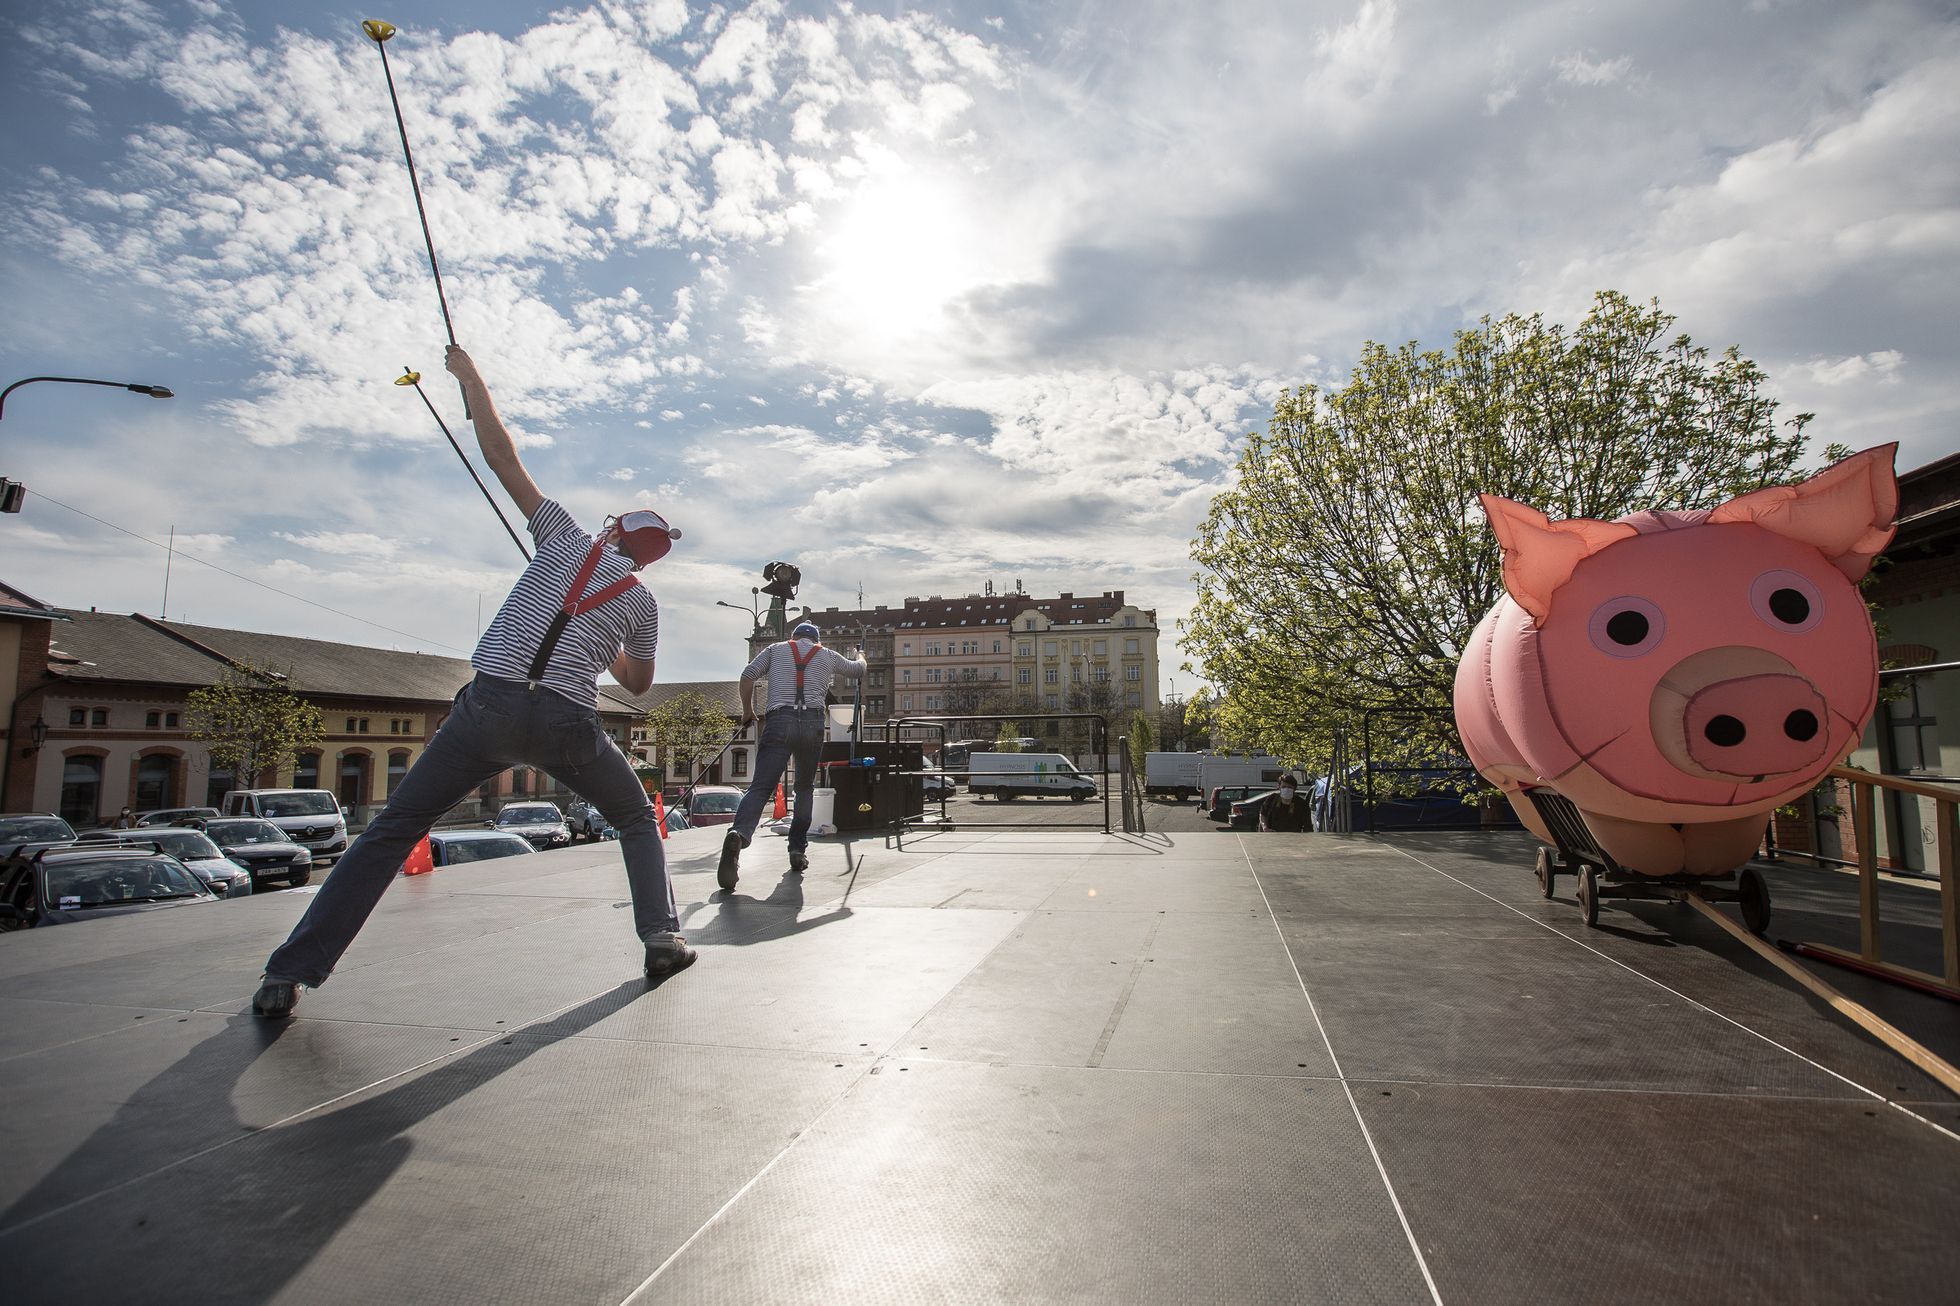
[614,509,681,567]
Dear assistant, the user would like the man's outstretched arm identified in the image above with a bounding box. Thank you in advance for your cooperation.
[446,345,544,523]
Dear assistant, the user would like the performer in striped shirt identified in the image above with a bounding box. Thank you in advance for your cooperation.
[252,344,694,1019]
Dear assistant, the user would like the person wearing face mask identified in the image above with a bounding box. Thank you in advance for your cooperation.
[250,344,694,1019]
[1259,775,1311,832]
[718,621,866,889]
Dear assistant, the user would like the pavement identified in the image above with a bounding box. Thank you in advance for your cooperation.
[0,819,1954,1304]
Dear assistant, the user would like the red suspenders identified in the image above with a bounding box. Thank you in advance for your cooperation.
[527,537,639,684]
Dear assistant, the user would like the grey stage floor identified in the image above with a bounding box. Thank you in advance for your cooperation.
[0,824,1954,1304]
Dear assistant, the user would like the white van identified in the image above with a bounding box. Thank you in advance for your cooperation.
[968,752,1097,802]
[221,789,348,862]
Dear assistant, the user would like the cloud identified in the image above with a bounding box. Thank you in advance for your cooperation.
[1553,53,1635,87]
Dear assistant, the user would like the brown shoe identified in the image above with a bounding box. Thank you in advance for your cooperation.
[644,933,698,980]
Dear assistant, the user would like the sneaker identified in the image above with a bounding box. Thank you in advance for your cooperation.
[252,976,301,1019]
[718,831,743,890]
[788,851,809,874]
[644,933,698,980]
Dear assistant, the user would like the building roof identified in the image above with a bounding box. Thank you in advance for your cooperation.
[0,579,68,621]
[47,611,248,688]
[599,680,744,717]
[810,590,1158,632]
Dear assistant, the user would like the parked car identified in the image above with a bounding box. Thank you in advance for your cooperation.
[1225,790,1280,831]
[221,789,348,863]
[0,844,219,931]
[0,814,79,852]
[921,772,954,800]
[133,806,220,828]
[77,829,252,898]
[426,829,537,867]
[489,801,572,850]
[1310,763,1490,832]
[686,786,743,826]
[196,817,314,890]
[1205,785,1264,822]
[565,798,609,842]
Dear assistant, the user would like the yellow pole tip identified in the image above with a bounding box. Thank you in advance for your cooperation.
[394,371,421,385]
[362,20,397,43]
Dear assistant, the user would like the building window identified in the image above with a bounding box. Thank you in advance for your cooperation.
[294,753,321,789]
[1018,669,1031,685]
[926,696,938,710]
[902,643,911,656]
[1124,616,1136,627]
[59,755,104,826]
[69,707,85,727]
[135,754,176,810]
[1127,691,1141,708]
[1018,644,1031,657]
[732,749,749,778]
[206,765,235,808]
[991,668,1001,680]
[1093,640,1106,655]
[1045,694,1059,709]
[1044,668,1058,685]
[868,697,886,715]
[146,711,161,729]
[1126,666,1141,681]
[1043,641,1057,656]
[359,718,370,733]
[1125,638,1140,654]
[91,709,108,728]
[340,753,371,806]
[926,642,938,656]
[901,695,912,710]
[993,640,1002,653]
[902,670,912,684]
[870,671,885,687]
[166,712,179,728]
[387,750,410,797]
[1885,681,1939,773]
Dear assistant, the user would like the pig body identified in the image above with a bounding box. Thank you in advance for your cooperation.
[1453,446,1897,879]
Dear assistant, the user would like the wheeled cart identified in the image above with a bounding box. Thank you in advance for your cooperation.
[1523,789,1771,935]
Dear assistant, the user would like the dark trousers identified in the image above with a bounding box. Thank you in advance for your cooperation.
[731,708,826,853]
[265,675,679,986]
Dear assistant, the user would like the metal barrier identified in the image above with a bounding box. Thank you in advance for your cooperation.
[883,714,1111,847]
[1120,736,1146,835]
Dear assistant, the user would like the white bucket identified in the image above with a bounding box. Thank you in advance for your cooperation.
[808,786,836,835]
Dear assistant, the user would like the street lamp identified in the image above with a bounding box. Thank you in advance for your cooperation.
[28,717,48,751]
[1,374,174,515]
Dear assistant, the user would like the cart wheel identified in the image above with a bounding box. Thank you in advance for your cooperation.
[1738,866,1771,936]
[1577,866,1600,928]
[1535,846,1557,898]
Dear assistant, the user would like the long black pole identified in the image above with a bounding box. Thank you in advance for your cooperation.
[405,370,531,562]
[366,24,470,416]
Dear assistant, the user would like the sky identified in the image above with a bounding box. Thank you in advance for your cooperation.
[2,0,1955,690]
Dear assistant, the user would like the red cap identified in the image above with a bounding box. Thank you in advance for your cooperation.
[616,509,680,567]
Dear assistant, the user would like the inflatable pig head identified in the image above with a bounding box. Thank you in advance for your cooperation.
[1458,445,1898,824]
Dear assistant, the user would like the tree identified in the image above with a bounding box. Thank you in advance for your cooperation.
[1128,711,1154,785]
[1184,291,1813,773]
[644,691,736,789]
[185,661,324,788]
[994,723,1023,752]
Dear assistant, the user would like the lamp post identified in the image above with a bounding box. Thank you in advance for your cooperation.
[1,374,174,514]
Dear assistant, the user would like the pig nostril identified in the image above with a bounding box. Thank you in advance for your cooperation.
[1704,715,1747,747]
[1784,709,1819,742]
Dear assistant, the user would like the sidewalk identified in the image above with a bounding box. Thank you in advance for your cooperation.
[0,826,1953,1304]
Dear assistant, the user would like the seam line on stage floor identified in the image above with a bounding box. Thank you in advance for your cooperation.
[1378,841,1960,1142]
[1238,835,1446,1306]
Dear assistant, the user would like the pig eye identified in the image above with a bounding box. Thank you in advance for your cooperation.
[1750,570,1823,633]
[1588,597,1665,658]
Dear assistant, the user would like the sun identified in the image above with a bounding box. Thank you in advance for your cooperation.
[812,170,985,345]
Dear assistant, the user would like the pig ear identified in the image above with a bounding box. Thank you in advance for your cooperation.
[1707,443,1899,581]
[1480,494,1637,623]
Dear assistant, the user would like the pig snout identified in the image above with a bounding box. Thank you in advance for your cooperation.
[1649,646,1834,783]
[1682,675,1828,779]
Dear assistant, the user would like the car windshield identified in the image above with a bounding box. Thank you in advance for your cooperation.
[443,835,534,864]
[205,820,286,846]
[45,856,207,906]
[138,831,224,860]
[0,816,76,843]
[691,792,739,814]
[497,807,561,825]
[259,793,338,817]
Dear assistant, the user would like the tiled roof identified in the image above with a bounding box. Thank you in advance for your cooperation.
[598,680,743,717]
[48,610,476,702]
[0,579,66,620]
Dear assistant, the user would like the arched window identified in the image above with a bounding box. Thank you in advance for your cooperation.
[60,756,103,826]
[135,754,177,810]
[387,750,410,797]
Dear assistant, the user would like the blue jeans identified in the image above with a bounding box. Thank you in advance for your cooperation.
[731,708,825,853]
[265,675,679,986]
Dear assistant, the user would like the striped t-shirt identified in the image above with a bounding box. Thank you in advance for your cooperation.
[471,499,658,708]
[744,640,866,711]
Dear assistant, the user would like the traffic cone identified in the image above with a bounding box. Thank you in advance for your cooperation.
[772,782,787,819]
[402,834,435,876]
[653,792,668,841]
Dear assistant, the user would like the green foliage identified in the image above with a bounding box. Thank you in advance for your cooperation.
[1184,290,1813,771]
[644,691,736,785]
[994,723,1023,752]
[1128,711,1154,782]
[185,662,324,787]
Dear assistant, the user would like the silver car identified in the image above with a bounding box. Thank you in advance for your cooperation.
[75,830,252,898]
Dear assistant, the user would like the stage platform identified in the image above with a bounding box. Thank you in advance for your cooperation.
[1,826,1954,1304]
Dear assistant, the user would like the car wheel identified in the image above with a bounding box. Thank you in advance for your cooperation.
[288,869,310,888]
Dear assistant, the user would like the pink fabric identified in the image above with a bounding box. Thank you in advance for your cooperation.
[1453,444,1898,875]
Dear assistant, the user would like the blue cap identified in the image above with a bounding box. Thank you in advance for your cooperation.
[791,621,819,641]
